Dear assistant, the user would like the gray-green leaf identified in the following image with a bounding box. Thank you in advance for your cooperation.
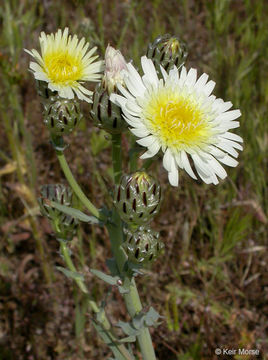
[50,200,100,223]
[56,266,84,281]
[90,269,120,286]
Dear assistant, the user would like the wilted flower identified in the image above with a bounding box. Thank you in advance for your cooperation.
[25,28,103,102]
[102,44,127,94]
[111,56,243,186]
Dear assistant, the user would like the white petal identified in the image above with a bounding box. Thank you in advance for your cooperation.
[207,156,227,179]
[137,135,156,147]
[163,148,173,171]
[217,110,241,122]
[220,138,243,151]
[179,66,187,83]
[140,141,161,159]
[203,80,216,96]
[125,100,142,115]
[126,62,146,93]
[168,168,179,187]
[179,150,197,179]
[185,68,197,87]
[160,65,168,80]
[117,83,135,101]
[218,154,238,167]
[141,56,159,86]
[110,93,127,108]
[194,73,209,90]
[221,131,243,143]
[130,127,150,137]
[191,153,213,177]
[124,76,145,97]
[216,141,239,158]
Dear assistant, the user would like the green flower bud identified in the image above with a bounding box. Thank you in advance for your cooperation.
[38,184,73,221]
[114,172,161,226]
[38,184,78,241]
[90,82,128,134]
[123,226,164,265]
[43,95,83,135]
[146,34,188,74]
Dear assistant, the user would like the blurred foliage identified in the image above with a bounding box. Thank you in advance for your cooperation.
[0,0,267,359]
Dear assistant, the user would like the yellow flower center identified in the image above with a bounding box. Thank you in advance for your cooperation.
[44,51,83,84]
[144,88,212,150]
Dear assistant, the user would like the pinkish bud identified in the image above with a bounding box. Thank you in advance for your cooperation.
[103,44,127,94]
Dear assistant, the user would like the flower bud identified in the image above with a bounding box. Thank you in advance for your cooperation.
[38,184,78,241]
[103,44,127,95]
[90,45,128,134]
[90,83,128,134]
[146,34,188,74]
[123,226,164,265]
[43,95,83,135]
[114,172,161,226]
[38,184,73,221]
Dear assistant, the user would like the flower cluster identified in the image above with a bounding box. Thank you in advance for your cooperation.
[26,29,243,187]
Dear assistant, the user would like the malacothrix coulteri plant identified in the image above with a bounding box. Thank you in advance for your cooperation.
[26,28,243,360]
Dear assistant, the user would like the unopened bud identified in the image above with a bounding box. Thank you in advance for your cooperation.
[123,226,164,265]
[114,172,161,226]
[103,44,127,95]
[43,95,83,135]
[90,45,129,134]
[146,34,188,74]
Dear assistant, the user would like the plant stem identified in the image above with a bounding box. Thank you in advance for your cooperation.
[56,151,101,219]
[112,133,123,183]
[60,241,133,360]
[109,134,157,360]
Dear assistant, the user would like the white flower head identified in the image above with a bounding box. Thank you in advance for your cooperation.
[111,56,243,186]
[103,44,127,94]
[25,28,104,102]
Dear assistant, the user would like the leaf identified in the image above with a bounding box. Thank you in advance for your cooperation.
[118,336,136,343]
[56,266,84,281]
[116,321,140,337]
[49,201,100,224]
[90,269,120,286]
[132,312,145,330]
[144,307,163,327]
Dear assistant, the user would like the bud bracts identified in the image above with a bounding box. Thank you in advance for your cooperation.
[38,184,78,241]
[114,172,161,226]
[38,184,73,221]
[146,34,188,74]
[43,95,83,135]
[90,83,128,134]
[123,227,164,264]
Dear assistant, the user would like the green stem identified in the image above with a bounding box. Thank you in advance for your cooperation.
[60,241,133,360]
[56,151,101,219]
[109,134,157,360]
[112,133,123,183]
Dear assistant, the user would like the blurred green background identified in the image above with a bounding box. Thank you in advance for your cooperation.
[0,0,267,359]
